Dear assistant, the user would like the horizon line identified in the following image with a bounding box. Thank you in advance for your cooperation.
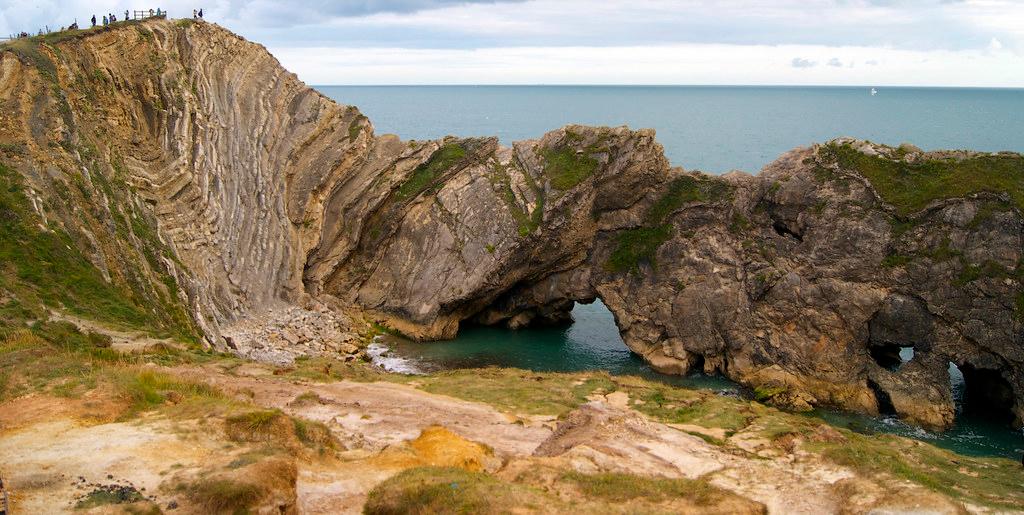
[310,84,1024,90]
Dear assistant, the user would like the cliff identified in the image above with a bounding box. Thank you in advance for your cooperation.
[0,19,1021,431]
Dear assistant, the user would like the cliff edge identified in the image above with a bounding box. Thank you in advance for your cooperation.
[0,19,1021,430]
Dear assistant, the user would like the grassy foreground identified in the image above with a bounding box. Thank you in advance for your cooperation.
[2,319,1024,511]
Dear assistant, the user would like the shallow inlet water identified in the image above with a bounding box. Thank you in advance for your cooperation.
[370,301,1024,459]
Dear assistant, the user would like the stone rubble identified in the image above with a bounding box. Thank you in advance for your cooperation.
[221,302,363,366]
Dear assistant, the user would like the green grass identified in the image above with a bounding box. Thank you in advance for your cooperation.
[291,416,338,452]
[647,174,732,224]
[562,471,719,505]
[808,431,1024,510]
[396,143,467,199]
[489,161,544,237]
[224,409,287,442]
[881,253,913,268]
[541,145,599,191]
[605,173,732,274]
[605,224,672,274]
[0,162,196,340]
[412,368,616,417]
[114,368,225,417]
[630,386,753,433]
[954,259,1011,286]
[74,485,145,509]
[969,200,1013,228]
[822,142,1024,216]
[3,39,58,82]
[364,467,558,515]
[753,384,788,402]
[348,114,367,141]
[187,478,263,514]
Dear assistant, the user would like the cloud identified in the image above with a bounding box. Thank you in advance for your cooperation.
[273,43,1024,86]
[791,57,817,68]
[2,1,1022,85]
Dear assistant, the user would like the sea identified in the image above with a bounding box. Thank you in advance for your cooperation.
[317,85,1024,458]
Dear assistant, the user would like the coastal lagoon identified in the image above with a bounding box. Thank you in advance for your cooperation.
[321,85,1024,458]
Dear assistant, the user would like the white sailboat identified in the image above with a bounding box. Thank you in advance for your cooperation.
[870,87,878,96]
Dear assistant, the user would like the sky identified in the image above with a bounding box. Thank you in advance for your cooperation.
[2,0,1024,86]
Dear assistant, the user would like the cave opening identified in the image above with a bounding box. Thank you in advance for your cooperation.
[869,344,914,371]
[867,378,898,416]
[950,362,1015,425]
[771,221,804,242]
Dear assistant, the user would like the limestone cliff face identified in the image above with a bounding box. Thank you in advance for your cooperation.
[1,20,1021,430]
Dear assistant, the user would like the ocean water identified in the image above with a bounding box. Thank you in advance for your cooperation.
[317,85,1024,173]
[319,85,1024,458]
[369,302,1024,459]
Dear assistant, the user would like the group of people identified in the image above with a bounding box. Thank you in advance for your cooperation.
[5,6,203,43]
[90,8,170,28]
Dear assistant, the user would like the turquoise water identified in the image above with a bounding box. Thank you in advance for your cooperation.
[317,85,1024,173]
[371,302,1024,459]
[323,85,1024,458]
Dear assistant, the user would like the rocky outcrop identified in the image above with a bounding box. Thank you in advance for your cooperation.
[1,20,1020,430]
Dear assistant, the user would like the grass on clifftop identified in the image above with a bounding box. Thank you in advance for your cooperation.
[542,145,600,191]
[647,174,733,224]
[605,173,732,274]
[396,142,467,200]
[822,142,1024,216]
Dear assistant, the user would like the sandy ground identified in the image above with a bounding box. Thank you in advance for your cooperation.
[0,362,969,514]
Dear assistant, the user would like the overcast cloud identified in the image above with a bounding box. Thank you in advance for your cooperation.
[2,0,1022,86]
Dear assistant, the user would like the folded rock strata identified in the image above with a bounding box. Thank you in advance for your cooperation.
[0,19,1020,430]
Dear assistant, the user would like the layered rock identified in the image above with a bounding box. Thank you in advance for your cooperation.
[1,20,1020,430]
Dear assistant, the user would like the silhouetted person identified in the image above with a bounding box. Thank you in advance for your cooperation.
[91,15,96,27]
[198,9,203,19]
[125,10,129,21]
[193,9,197,19]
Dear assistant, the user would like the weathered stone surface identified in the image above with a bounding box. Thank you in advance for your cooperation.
[1,20,1020,430]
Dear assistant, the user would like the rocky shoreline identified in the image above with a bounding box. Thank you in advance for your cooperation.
[0,19,1020,433]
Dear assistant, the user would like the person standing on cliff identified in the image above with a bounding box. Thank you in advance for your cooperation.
[198,9,203,19]
[91,15,96,27]
[125,10,130,21]
[102,15,107,26]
